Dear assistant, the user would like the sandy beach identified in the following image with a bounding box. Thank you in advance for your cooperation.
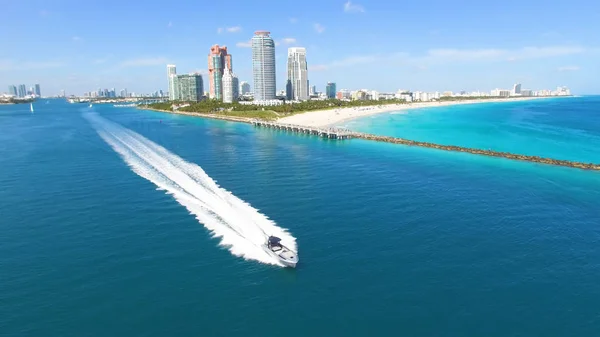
[278,96,553,128]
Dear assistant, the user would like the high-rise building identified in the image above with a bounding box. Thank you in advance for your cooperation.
[208,45,232,100]
[34,84,41,97]
[252,31,276,101]
[512,83,522,95]
[286,47,309,101]
[310,85,317,96]
[326,82,336,99]
[177,73,204,102]
[240,81,250,95]
[167,64,177,100]
[8,85,17,96]
[222,65,239,103]
[17,84,27,97]
[285,80,293,100]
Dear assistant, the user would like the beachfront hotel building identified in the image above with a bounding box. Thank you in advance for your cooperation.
[167,64,177,100]
[222,65,239,103]
[208,45,232,101]
[252,31,276,102]
[512,83,522,95]
[287,47,309,101]
[176,73,204,102]
[326,82,336,99]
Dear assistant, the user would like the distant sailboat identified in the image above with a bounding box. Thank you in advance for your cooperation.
[30,103,34,113]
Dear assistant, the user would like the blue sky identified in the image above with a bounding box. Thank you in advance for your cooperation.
[1,0,598,95]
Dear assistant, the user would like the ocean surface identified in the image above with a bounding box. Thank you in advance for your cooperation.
[350,96,600,163]
[1,98,600,336]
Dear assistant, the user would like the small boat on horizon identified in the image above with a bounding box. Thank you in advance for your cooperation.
[264,236,298,268]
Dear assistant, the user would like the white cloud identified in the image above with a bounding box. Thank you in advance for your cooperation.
[218,26,242,34]
[226,26,242,33]
[423,46,585,63]
[236,40,252,48]
[289,18,298,24]
[558,65,580,72]
[308,45,589,72]
[0,59,65,71]
[308,55,377,72]
[314,23,325,34]
[92,55,113,64]
[119,57,169,67]
[281,38,297,45]
[344,1,365,13]
[309,64,328,72]
[427,48,505,60]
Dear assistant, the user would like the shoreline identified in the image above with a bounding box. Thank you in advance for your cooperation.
[138,97,599,172]
[137,107,254,124]
[278,96,560,127]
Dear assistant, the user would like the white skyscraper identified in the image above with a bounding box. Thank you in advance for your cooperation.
[167,64,177,100]
[222,65,239,103]
[287,47,309,101]
[251,31,276,101]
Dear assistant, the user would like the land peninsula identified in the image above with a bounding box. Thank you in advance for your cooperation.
[142,95,552,125]
[141,95,599,172]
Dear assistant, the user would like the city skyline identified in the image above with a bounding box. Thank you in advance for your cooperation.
[1,0,598,95]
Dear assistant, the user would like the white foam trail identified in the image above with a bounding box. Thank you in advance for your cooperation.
[85,112,296,266]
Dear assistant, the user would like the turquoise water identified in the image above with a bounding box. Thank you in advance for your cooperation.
[350,97,600,163]
[1,99,600,336]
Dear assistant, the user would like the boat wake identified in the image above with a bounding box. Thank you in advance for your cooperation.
[85,112,296,267]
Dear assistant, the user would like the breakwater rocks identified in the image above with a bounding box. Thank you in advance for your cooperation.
[356,133,600,171]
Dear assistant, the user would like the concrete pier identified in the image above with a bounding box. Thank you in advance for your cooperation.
[252,120,355,140]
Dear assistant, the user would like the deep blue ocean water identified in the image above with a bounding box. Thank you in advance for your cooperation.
[1,98,600,336]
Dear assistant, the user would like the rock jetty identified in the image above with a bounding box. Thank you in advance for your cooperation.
[355,133,600,171]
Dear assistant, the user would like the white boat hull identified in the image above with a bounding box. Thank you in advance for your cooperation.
[263,245,298,268]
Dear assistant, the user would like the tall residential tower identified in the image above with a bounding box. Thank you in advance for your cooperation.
[177,73,204,102]
[8,85,17,96]
[251,31,276,101]
[208,45,232,100]
[222,65,239,103]
[167,64,178,100]
[287,47,309,101]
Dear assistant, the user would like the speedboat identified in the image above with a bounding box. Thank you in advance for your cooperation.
[264,236,298,268]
